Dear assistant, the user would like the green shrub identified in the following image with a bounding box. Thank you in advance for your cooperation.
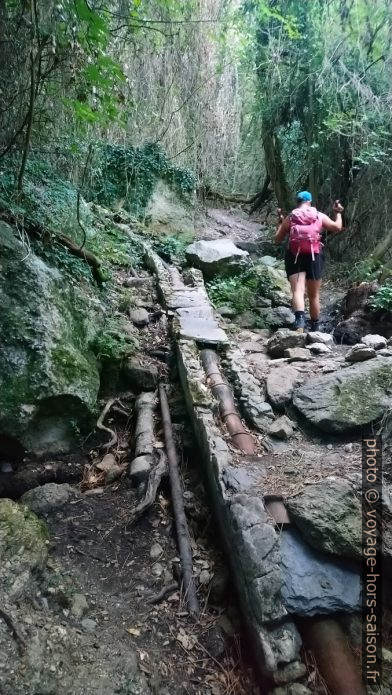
[90,319,136,361]
[90,141,195,217]
[152,234,192,263]
[369,284,392,311]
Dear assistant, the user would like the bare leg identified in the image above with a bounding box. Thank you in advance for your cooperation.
[306,279,322,320]
[289,272,306,312]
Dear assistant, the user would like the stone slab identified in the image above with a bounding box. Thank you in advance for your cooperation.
[176,317,228,345]
[280,529,361,616]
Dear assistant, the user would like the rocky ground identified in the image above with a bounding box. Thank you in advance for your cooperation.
[1,201,392,694]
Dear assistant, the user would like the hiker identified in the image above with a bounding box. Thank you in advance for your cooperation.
[275,191,344,332]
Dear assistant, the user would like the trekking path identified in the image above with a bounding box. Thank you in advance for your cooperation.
[138,206,392,695]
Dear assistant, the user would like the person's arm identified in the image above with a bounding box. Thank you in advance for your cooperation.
[275,215,290,244]
[320,200,344,233]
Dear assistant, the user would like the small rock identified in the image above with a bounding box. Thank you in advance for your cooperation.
[152,562,164,577]
[123,277,148,288]
[306,342,332,355]
[150,543,163,560]
[345,344,377,362]
[71,593,89,620]
[96,453,117,473]
[268,329,307,358]
[378,348,392,357]
[199,569,211,586]
[236,311,258,328]
[269,416,294,440]
[327,444,333,450]
[361,334,387,350]
[344,443,353,453]
[130,308,149,327]
[284,348,311,362]
[274,660,307,685]
[81,618,96,633]
[105,465,124,484]
[216,305,238,318]
[307,331,333,345]
[130,456,151,484]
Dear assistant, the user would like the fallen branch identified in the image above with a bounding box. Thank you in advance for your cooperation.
[57,234,104,282]
[0,607,26,654]
[129,450,168,523]
[0,208,104,283]
[146,582,178,605]
[159,383,200,619]
[97,398,118,450]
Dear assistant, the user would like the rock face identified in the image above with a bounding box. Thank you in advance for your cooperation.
[293,357,392,433]
[280,529,361,616]
[185,238,248,278]
[286,480,361,559]
[145,179,195,235]
[0,498,49,600]
[257,306,295,329]
[0,222,100,455]
[268,330,307,358]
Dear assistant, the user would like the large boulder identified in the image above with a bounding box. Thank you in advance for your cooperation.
[0,498,49,600]
[286,480,361,559]
[293,357,392,433]
[185,238,248,278]
[0,222,100,455]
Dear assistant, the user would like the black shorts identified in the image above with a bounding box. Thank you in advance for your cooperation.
[285,249,325,281]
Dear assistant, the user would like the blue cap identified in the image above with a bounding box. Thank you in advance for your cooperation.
[296,190,312,202]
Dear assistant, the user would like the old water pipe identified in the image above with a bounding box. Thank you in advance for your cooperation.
[300,618,366,695]
[200,348,256,455]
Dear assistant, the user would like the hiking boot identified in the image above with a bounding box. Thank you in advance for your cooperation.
[294,315,306,332]
[310,319,320,332]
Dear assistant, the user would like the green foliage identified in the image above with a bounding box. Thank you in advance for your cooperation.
[346,258,383,285]
[90,142,195,217]
[152,234,193,263]
[206,268,275,313]
[90,319,136,362]
[370,284,392,311]
[117,289,134,314]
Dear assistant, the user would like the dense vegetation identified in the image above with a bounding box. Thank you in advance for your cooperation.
[1,0,392,283]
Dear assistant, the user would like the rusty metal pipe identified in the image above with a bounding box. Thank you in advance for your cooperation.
[300,618,366,695]
[200,349,255,455]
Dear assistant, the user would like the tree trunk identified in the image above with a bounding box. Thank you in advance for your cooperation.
[262,121,292,212]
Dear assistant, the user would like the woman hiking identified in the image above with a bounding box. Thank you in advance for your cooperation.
[275,191,344,332]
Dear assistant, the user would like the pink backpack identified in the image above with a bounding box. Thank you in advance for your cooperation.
[289,206,323,260]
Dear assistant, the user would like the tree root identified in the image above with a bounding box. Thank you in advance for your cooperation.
[146,582,178,605]
[97,398,118,450]
[128,450,168,524]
